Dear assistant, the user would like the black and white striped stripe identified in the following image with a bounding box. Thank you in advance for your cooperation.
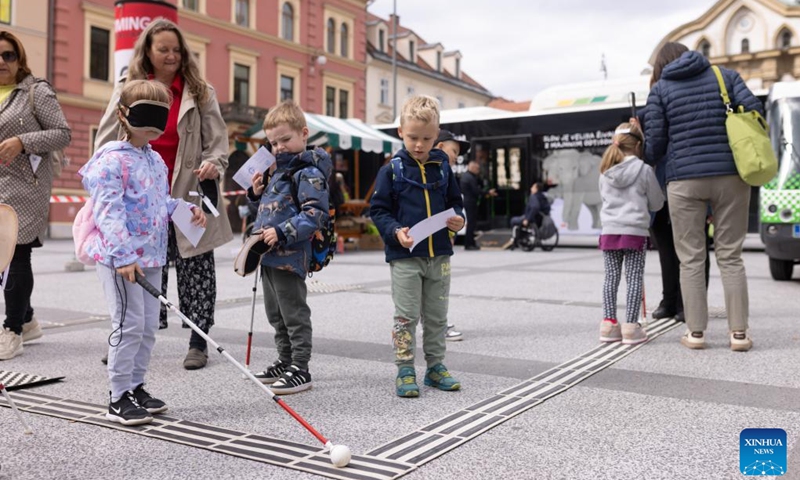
[0,370,64,390]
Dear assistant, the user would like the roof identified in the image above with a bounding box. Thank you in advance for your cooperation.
[240,113,402,154]
[488,97,533,112]
[529,75,651,113]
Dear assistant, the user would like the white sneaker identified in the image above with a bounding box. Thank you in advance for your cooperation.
[445,325,463,342]
[730,331,753,352]
[22,317,43,342]
[680,329,706,349]
[0,328,23,360]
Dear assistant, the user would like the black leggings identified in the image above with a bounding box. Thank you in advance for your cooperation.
[3,242,36,335]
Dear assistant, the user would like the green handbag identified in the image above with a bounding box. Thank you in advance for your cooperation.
[712,65,778,186]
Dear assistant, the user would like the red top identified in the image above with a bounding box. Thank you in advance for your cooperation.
[149,73,184,188]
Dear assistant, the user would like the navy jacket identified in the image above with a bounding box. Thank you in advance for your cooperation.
[644,51,762,183]
[248,148,332,278]
[370,148,464,263]
[523,191,550,223]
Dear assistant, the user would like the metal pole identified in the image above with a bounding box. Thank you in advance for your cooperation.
[391,0,397,119]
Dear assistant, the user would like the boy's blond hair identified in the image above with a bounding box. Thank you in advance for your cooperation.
[263,100,307,132]
[400,95,440,127]
[119,79,171,107]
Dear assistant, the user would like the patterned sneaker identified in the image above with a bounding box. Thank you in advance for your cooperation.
[106,391,153,426]
[445,325,463,342]
[270,365,312,395]
[395,366,419,397]
[680,330,706,349]
[0,328,23,360]
[132,383,168,414]
[730,331,753,352]
[621,322,647,345]
[254,360,289,384]
[424,363,461,391]
[599,319,622,343]
[21,317,43,342]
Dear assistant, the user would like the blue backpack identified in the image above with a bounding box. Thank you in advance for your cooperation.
[284,163,336,276]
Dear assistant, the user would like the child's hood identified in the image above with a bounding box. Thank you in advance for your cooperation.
[286,147,334,179]
[602,156,645,189]
[78,141,135,178]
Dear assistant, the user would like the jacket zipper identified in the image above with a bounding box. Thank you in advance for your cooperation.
[414,159,435,257]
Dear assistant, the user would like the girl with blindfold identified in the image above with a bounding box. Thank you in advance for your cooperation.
[79,80,206,426]
[597,122,664,347]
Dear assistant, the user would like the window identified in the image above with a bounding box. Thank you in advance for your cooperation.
[90,26,110,81]
[235,0,249,27]
[699,40,711,58]
[781,29,792,50]
[339,89,349,118]
[326,86,336,117]
[0,0,10,24]
[280,75,294,101]
[281,2,294,41]
[455,58,461,78]
[182,0,198,11]
[380,79,389,105]
[340,23,349,57]
[409,40,415,61]
[379,29,385,52]
[741,38,750,54]
[436,52,442,72]
[327,18,336,54]
[233,63,250,105]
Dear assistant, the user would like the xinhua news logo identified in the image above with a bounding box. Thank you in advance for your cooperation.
[740,428,787,476]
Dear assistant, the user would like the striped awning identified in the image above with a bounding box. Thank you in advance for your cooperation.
[239,113,402,154]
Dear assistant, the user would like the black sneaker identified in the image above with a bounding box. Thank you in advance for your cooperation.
[132,383,168,414]
[254,360,289,384]
[107,391,153,426]
[270,365,312,395]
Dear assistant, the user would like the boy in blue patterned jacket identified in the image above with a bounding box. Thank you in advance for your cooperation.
[246,100,332,395]
[370,95,465,397]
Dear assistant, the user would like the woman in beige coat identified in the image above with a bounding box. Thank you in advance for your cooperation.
[95,19,232,370]
[0,31,71,360]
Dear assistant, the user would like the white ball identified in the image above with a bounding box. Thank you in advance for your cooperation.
[330,444,351,468]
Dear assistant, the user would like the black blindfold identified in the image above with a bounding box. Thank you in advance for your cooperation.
[120,100,170,132]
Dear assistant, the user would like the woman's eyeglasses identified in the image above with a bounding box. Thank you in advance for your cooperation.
[0,51,19,63]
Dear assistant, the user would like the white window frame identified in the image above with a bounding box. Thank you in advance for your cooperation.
[180,0,206,14]
[279,0,300,43]
[229,46,259,106]
[322,72,354,118]
[275,58,302,104]
[323,6,355,60]
[232,0,256,29]
[379,78,390,105]
[83,7,116,101]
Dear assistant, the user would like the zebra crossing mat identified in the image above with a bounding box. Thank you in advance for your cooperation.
[0,319,680,479]
[366,318,682,465]
[0,370,64,391]
[0,389,413,480]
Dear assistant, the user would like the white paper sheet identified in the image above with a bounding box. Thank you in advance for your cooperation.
[407,208,456,251]
[0,265,8,291]
[29,154,42,173]
[232,146,276,190]
[172,202,206,248]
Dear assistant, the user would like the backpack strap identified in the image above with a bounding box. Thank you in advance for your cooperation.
[390,156,449,196]
[283,163,327,211]
[711,66,733,114]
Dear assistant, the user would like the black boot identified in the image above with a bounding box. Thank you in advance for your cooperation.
[652,301,677,320]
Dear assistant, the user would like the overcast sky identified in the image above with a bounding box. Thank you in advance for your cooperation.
[367,0,718,101]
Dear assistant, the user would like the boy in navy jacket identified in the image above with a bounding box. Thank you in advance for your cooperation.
[370,95,465,397]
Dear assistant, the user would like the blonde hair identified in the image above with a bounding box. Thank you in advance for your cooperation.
[126,19,209,104]
[600,122,644,173]
[400,95,440,127]
[117,79,171,138]
[263,100,306,132]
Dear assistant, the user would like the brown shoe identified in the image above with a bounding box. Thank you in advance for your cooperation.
[183,348,208,370]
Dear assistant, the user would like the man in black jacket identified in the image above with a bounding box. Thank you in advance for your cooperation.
[460,160,496,250]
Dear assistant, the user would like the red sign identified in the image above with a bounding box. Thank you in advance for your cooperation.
[113,1,177,80]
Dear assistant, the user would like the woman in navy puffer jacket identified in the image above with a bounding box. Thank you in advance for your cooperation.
[644,43,760,352]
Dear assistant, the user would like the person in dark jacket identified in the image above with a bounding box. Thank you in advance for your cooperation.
[510,182,550,248]
[460,159,497,250]
[644,43,760,352]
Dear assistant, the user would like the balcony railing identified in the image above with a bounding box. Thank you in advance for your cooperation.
[219,102,270,125]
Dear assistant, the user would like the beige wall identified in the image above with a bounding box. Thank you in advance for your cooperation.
[2,0,49,78]
[366,59,491,125]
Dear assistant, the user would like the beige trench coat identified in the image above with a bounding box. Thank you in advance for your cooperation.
[95,78,233,258]
[0,75,71,245]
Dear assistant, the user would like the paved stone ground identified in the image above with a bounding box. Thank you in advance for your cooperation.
[0,239,798,480]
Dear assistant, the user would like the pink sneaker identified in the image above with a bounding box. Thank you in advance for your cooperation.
[599,320,622,343]
[621,322,647,345]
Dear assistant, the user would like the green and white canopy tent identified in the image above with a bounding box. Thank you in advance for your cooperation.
[236,112,402,154]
